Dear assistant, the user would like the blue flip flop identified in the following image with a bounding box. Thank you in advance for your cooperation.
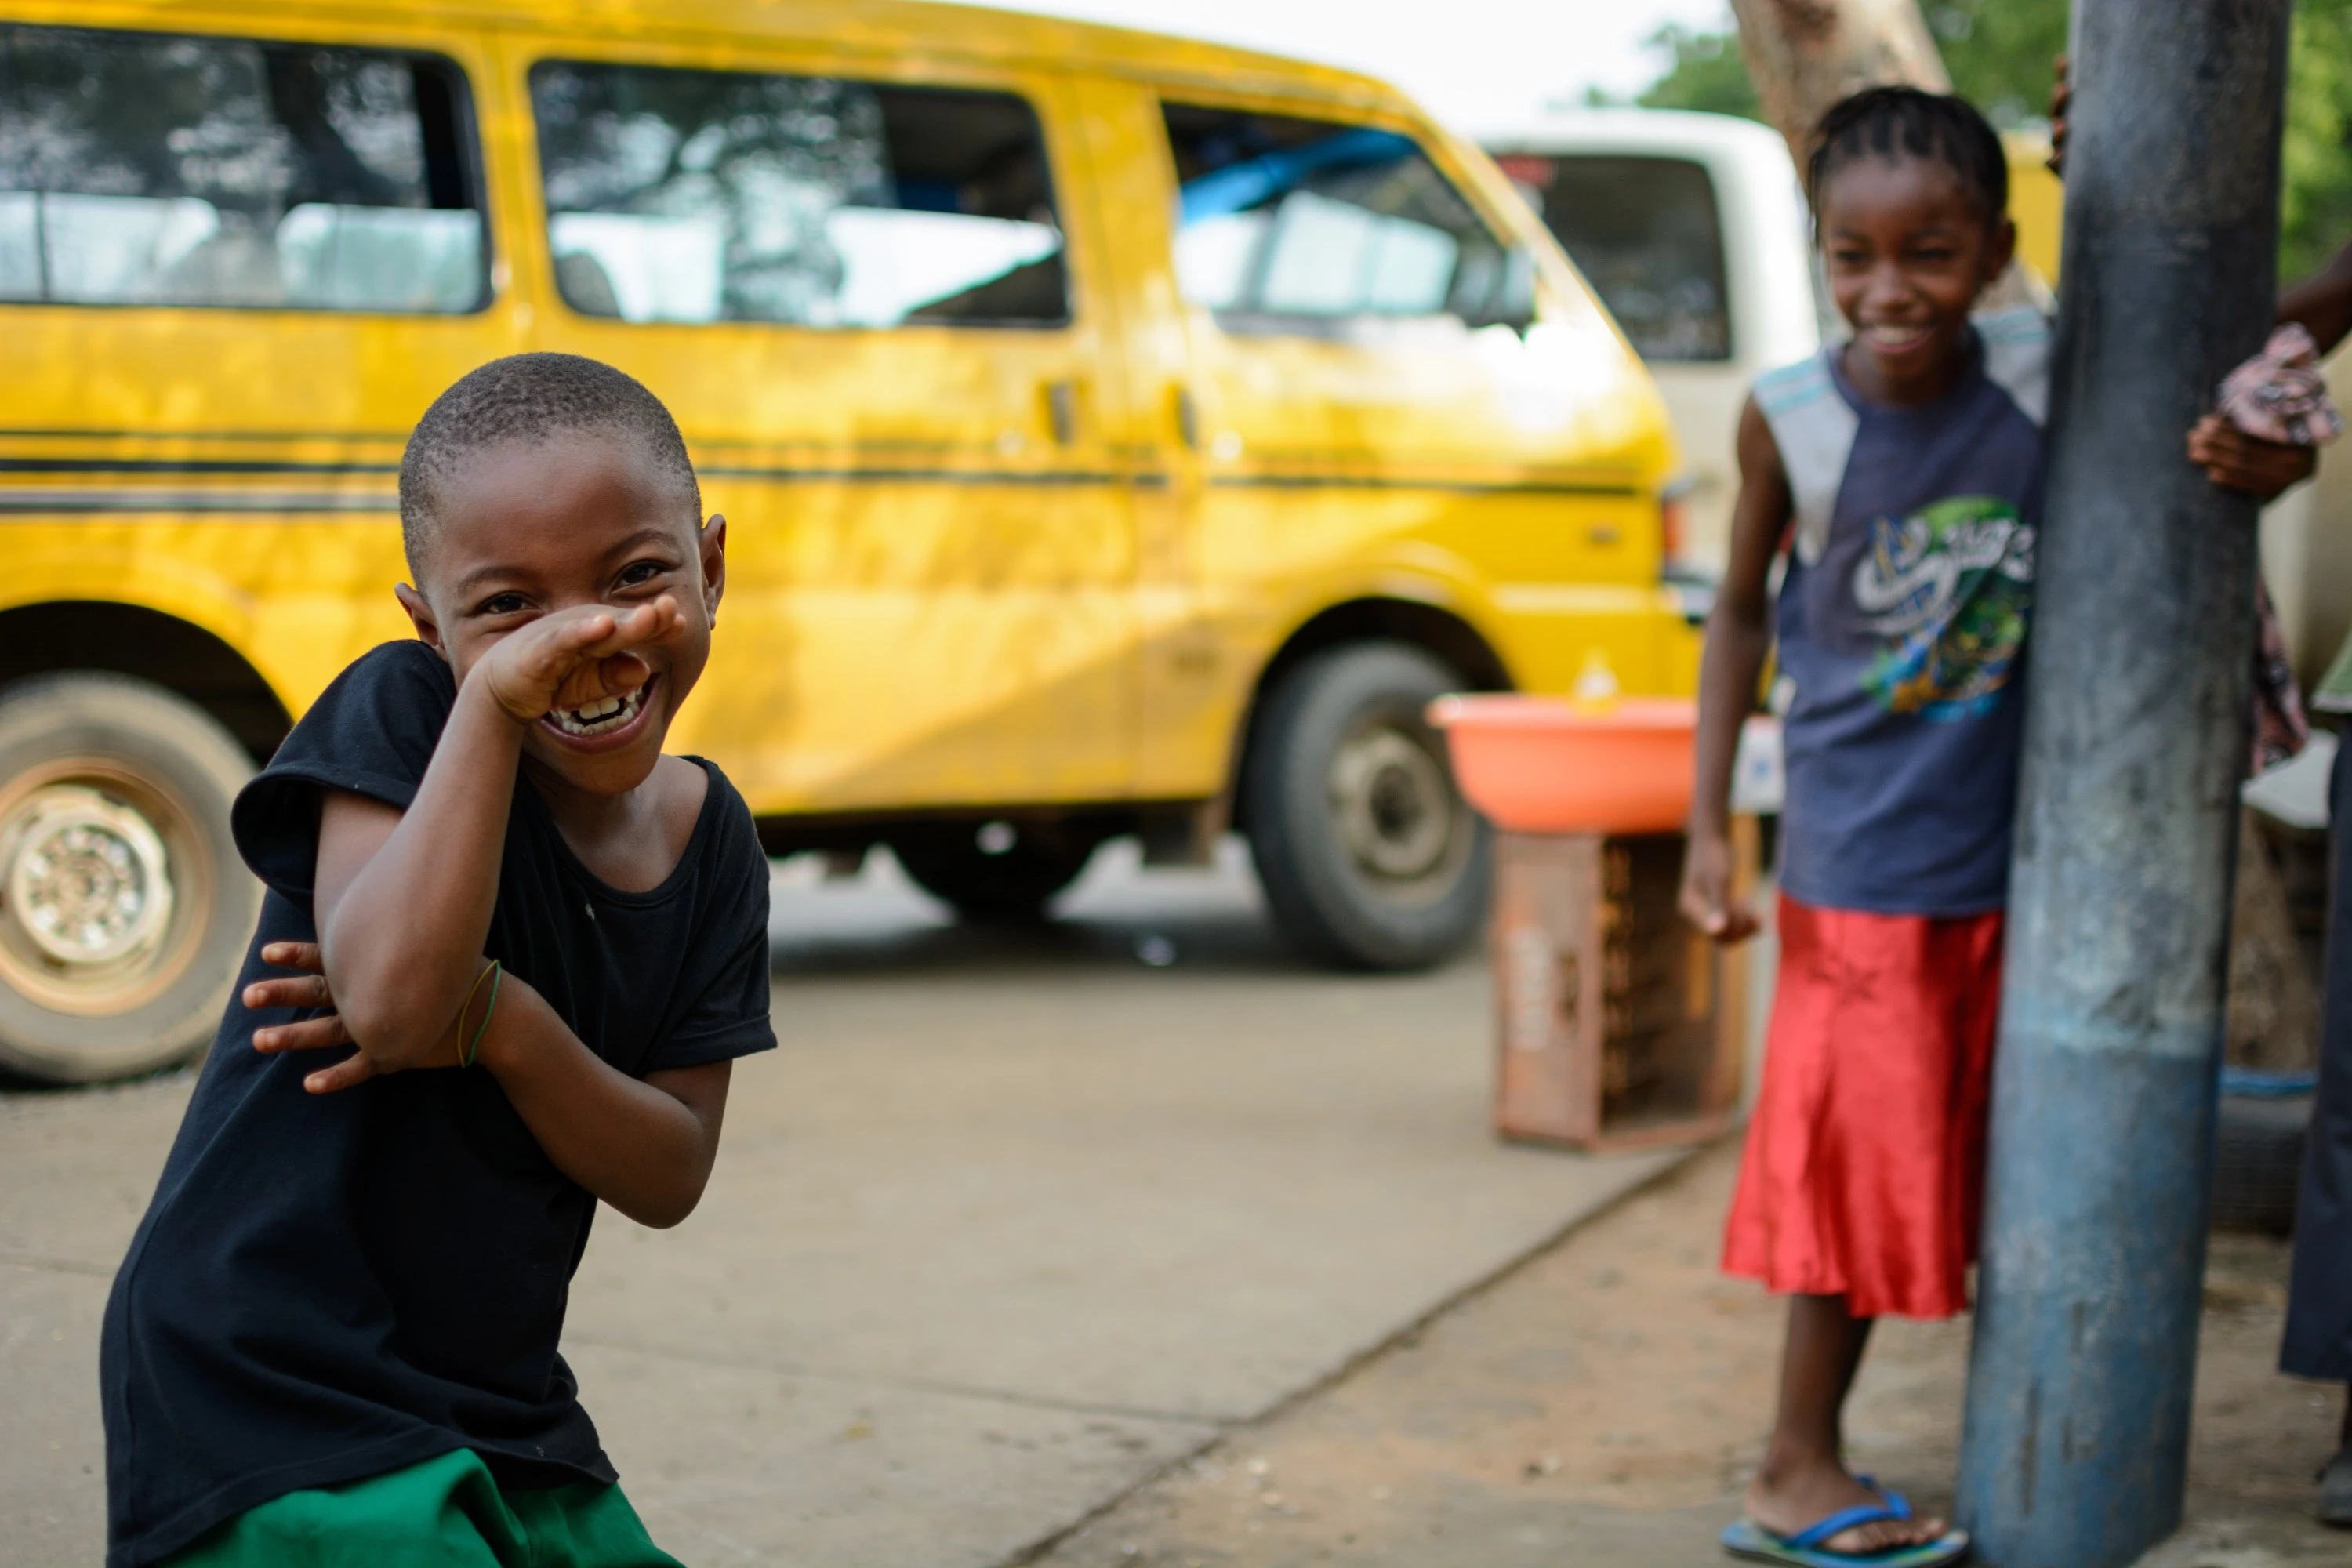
[1721,1481,1971,1566]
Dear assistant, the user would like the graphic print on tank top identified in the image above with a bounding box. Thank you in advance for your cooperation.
[1850,493,2034,720]
[1751,308,2050,916]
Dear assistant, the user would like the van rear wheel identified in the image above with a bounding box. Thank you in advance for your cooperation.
[0,674,258,1083]
[891,821,1102,924]
[1243,642,1489,970]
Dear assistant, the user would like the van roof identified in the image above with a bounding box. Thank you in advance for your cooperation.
[1471,107,1795,162]
[205,0,1410,110]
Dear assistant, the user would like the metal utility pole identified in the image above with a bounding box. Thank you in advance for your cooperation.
[1727,0,1951,173]
[1955,4,2290,1566]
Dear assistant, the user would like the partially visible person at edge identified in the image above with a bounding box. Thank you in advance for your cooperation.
[1680,85,2039,1568]
[2056,56,2352,1526]
[100,354,775,1567]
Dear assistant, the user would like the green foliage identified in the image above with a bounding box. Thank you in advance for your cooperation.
[1628,0,2352,284]
[1623,2,2067,129]
[1923,2,2069,130]
[1632,25,1761,119]
[2285,0,2352,281]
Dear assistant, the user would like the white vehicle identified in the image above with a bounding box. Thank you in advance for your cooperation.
[1477,110,1826,577]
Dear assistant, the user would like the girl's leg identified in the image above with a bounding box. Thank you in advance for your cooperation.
[1745,1293,1947,1552]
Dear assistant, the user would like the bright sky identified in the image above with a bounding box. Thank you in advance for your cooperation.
[993,0,1737,129]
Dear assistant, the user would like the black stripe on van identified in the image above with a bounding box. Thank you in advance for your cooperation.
[1209,474,1642,497]
[0,458,400,476]
[0,489,397,514]
[695,465,1129,486]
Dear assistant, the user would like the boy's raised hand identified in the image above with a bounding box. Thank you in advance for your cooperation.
[475,597,684,724]
[1678,832,1759,945]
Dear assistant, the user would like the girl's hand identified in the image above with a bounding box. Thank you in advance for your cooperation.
[2187,414,2318,499]
[247,940,469,1093]
[1679,832,1759,944]
[473,597,683,725]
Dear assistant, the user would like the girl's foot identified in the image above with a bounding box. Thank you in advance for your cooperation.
[1747,1458,1946,1553]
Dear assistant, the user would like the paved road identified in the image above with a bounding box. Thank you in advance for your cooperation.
[2,841,1679,1567]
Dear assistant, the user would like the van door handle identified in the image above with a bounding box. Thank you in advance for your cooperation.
[1174,387,1200,452]
[1045,380,1078,446]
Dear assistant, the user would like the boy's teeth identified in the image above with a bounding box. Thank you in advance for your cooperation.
[550,684,644,735]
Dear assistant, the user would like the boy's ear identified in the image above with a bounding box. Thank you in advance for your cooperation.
[699,514,728,627]
[393,582,449,659]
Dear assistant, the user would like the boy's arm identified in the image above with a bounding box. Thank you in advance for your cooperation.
[275,597,737,1225]
[1678,395,1789,943]
[475,996,731,1229]
[312,601,677,1070]
[254,938,731,1227]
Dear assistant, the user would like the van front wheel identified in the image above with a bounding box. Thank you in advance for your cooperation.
[0,674,259,1083]
[1243,642,1490,970]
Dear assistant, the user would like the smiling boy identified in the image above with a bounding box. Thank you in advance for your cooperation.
[101,354,772,1567]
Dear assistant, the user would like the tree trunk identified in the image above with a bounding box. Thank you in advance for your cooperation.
[1728,0,1951,169]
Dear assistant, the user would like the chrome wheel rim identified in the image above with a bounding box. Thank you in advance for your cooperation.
[0,763,208,1018]
[4,785,175,967]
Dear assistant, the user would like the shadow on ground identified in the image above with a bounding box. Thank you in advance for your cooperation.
[766,837,1308,980]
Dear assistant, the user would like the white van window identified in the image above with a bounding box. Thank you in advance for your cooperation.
[0,25,485,314]
[1503,154,1730,361]
[1160,103,1533,339]
[530,64,1066,329]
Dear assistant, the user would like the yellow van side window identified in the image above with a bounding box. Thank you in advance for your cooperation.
[0,24,485,314]
[529,63,1065,330]
[1160,103,1532,339]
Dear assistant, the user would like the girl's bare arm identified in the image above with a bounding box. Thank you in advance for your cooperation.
[1679,395,1791,942]
[2280,238,2352,358]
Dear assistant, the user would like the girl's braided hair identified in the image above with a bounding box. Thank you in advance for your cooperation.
[1806,85,2008,227]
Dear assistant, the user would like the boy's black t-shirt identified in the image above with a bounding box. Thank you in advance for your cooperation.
[100,641,775,1567]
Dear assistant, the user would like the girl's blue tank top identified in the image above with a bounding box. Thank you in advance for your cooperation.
[1753,309,2050,917]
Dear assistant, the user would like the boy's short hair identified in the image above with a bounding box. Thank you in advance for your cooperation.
[1806,85,2008,229]
[398,353,700,575]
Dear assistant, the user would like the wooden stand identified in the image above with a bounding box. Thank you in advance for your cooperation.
[1490,821,1753,1153]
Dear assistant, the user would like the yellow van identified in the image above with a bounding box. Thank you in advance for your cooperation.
[0,0,1686,1080]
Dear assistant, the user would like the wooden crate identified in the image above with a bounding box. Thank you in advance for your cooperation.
[1490,822,1753,1153]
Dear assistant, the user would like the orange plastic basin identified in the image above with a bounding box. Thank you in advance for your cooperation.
[1428,694,1696,835]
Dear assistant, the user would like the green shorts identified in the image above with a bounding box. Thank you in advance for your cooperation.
[161,1448,683,1568]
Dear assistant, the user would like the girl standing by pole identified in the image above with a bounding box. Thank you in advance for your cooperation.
[1682,86,2042,1567]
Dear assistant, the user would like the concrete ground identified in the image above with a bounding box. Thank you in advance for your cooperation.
[1034,1138,2346,1568]
[0,841,1679,1567]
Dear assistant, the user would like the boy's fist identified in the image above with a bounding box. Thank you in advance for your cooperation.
[476,598,682,724]
[1678,832,1758,944]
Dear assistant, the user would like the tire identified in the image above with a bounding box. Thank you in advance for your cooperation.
[1242,641,1490,970]
[0,674,259,1083]
[890,820,1102,923]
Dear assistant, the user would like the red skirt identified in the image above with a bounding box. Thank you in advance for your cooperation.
[1721,891,2004,1319]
